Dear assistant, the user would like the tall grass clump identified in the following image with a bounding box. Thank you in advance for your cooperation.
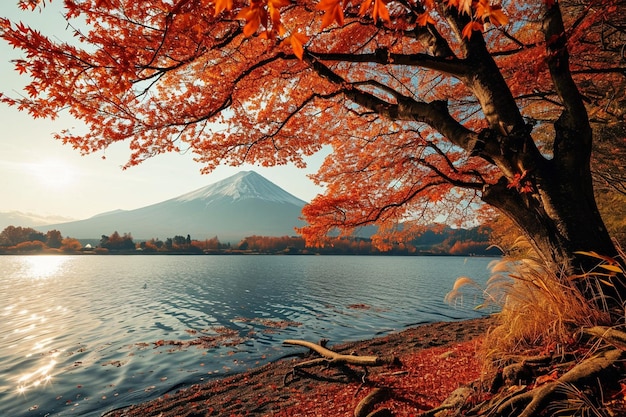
[446,237,621,359]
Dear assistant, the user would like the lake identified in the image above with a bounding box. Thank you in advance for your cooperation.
[0,255,495,417]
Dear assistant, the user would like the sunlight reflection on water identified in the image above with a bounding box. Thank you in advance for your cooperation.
[1,257,74,400]
[0,255,494,417]
[16,358,58,393]
[19,256,71,280]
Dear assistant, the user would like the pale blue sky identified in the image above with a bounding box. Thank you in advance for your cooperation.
[0,2,325,220]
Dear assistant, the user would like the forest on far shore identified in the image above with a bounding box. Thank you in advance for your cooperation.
[0,224,498,256]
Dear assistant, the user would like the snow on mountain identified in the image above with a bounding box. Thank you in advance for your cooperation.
[175,171,306,206]
[27,171,308,241]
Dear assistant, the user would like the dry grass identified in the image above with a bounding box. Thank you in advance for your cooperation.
[446,237,623,360]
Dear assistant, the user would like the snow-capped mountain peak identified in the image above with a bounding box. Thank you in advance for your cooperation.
[175,171,306,206]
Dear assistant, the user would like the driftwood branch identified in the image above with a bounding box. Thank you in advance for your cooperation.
[283,339,395,366]
[283,339,399,385]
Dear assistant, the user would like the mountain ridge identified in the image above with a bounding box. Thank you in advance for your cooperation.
[174,171,306,206]
[0,211,76,230]
[25,171,308,242]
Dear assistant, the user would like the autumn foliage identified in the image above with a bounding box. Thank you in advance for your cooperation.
[1,1,624,279]
[0,225,83,252]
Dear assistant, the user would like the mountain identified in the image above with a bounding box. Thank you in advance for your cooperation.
[34,171,308,242]
[0,211,76,231]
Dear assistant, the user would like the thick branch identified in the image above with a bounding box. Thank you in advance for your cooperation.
[482,177,572,271]
[542,3,592,167]
[308,49,467,77]
[303,53,482,156]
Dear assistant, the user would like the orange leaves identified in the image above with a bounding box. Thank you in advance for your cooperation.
[317,0,344,28]
[417,12,436,27]
[213,0,233,16]
[474,0,508,26]
[267,0,290,34]
[461,21,484,40]
[447,0,510,39]
[236,2,267,37]
[533,369,559,386]
[446,0,473,16]
[370,0,390,23]
[235,0,301,55]
[230,0,393,57]
[232,0,306,60]
[284,31,309,60]
[372,0,390,22]
[507,170,534,193]
[170,0,192,15]
[319,0,391,28]
[18,0,45,10]
[358,0,390,23]
[95,0,116,9]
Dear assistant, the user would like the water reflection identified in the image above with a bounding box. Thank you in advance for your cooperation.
[0,255,494,417]
[16,357,58,393]
[20,256,69,280]
[8,308,65,394]
[1,258,71,396]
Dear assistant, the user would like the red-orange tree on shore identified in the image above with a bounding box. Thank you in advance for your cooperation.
[1,0,625,304]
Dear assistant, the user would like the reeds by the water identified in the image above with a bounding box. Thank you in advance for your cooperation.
[446,237,624,358]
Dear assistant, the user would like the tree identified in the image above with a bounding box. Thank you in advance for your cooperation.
[13,240,45,252]
[0,225,45,246]
[60,237,83,252]
[172,235,188,247]
[1,2,624,292]
[100,231,135,250]
[45,229,63,248]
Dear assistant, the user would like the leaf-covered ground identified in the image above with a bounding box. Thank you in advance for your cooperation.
[104,316,495,417]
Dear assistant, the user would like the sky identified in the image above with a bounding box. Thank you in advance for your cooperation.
[0,2,326,221]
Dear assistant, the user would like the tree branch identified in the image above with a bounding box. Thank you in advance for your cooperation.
[542,3,592,167]
[308,48,468,77]
[302,52,485,157]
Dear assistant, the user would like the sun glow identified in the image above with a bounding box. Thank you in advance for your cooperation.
[22,256,69,280]
[27,159,76,189]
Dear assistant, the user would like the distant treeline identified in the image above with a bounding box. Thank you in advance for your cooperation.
[0,225,499,256]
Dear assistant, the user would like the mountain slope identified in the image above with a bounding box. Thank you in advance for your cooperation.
[0,211,76,231]
[36,171,307,242]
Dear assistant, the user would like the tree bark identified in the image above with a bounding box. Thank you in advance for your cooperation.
[466,3,626,309]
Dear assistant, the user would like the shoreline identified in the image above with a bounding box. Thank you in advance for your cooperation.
[103,315,496,417]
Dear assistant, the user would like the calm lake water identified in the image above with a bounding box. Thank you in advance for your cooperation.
[0,255,495,417]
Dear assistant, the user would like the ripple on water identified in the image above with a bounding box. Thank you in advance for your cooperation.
[0,255,493,417]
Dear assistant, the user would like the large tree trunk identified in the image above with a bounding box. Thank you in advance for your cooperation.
[482,167,625,314]
[483,173,617,268]
[453,2,626,313]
